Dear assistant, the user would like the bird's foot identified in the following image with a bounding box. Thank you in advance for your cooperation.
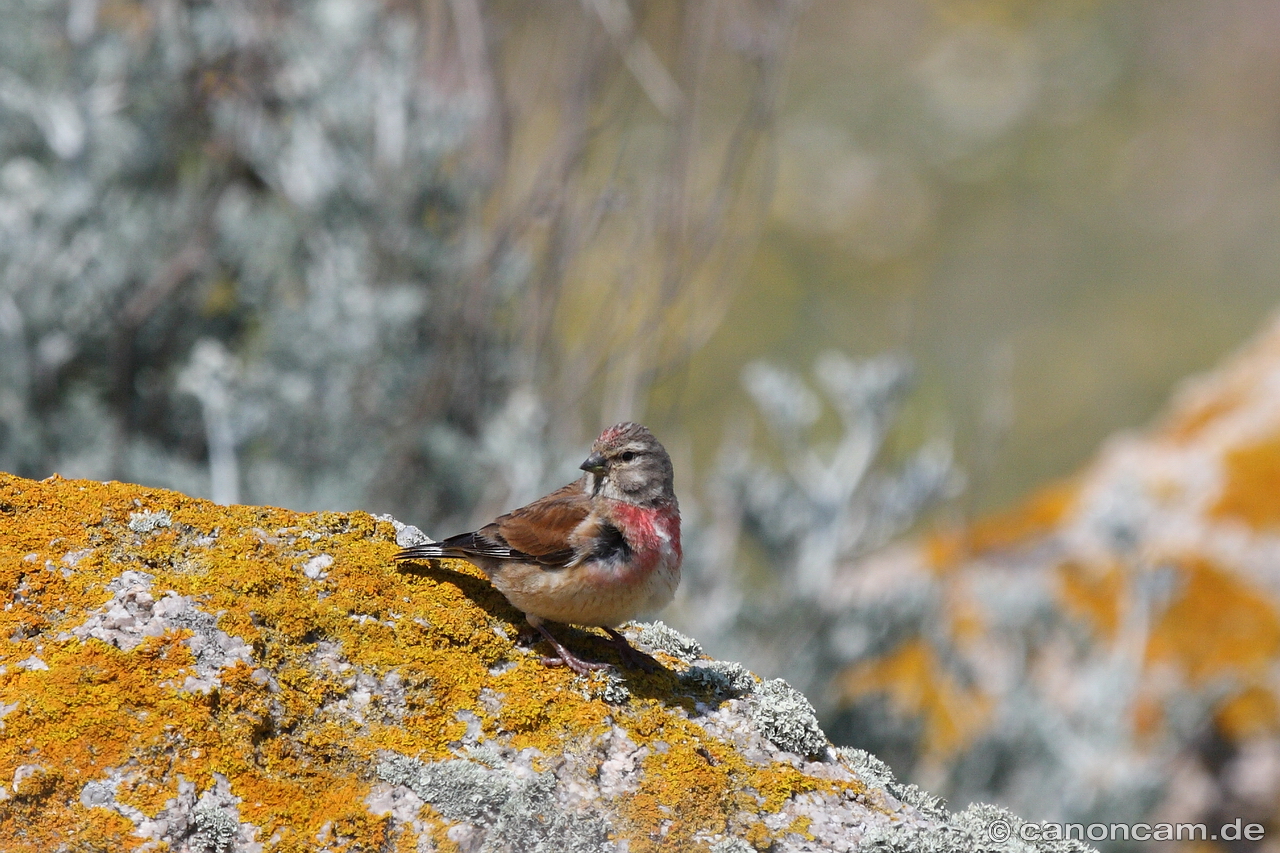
[534,624,611,676]
[604,627,659,673]
[539,653,612,676]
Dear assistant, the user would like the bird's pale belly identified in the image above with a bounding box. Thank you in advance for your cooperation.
[493,554,680,628]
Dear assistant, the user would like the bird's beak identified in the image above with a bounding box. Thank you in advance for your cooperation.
[579,452,607,475]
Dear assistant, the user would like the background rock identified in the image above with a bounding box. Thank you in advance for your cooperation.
[829,314,1280,841]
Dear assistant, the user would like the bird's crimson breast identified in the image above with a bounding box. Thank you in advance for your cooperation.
[606,500,682,566]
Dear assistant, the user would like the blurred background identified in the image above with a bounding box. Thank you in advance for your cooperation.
[5,0,1280,848]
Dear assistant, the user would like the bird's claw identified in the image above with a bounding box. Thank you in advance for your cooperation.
[604,627,660,673]
[533,623,611,676]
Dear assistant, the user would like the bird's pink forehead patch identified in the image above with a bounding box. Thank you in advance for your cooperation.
[598,422,639,444]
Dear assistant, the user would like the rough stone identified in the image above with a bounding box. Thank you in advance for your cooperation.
[0,472,1088,852]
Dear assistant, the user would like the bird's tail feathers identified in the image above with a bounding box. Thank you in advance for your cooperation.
[394,531,518,565]
[393,543,450,562]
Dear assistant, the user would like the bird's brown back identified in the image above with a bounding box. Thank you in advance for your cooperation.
[489,480,590,560]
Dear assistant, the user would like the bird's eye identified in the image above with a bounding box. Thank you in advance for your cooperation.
[620,451,636,462]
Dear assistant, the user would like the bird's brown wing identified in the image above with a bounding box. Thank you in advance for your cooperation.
[394,481,588,568]
[486,480,590,567]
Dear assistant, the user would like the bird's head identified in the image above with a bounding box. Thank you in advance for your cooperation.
[580,422,675,505]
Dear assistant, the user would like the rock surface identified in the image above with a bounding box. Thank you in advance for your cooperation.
[0,472,1084,852]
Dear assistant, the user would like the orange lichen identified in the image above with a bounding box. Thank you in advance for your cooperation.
[836,639,990,757]
[609,709,839,853]
[1058,560,1125,639]
[1214,686,1280,741]
[924,481,1077,570]
[1163,384,1245,444]
[1212,431,1280,529]
[1131,694,1164,739]
[1147,559,1280,683]
[968,481,1077,553]
[745,821,772,848]
[922,529,966,572]
[0,472,851,850]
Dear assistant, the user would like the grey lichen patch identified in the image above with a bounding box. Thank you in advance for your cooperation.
[191,803,239,852]
[302,553,333,580]
[80,770,260,852]
[188,774,259,853]
[128,509,173,533]
[835,747,895,791]
[376,754,519,822]
[597,672,632,705]
[375,513,432,548]
[835,747,950,821]
[891,783,950,822]
[747,678,829,759]
[63,571,253,691]
[680,659,757,698]
[376,752,611,853]
[632,620,704,662]
[710,839,754,853]
[307,642,408,726]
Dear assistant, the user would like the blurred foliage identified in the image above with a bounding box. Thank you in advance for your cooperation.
[0,0,791,527]
[0,0,501,520]
[674,351,960,701]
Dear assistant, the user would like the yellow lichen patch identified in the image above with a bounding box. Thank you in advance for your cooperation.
[1057,560,1124,639]
[753,761,832,813]
[489,671,613,752]
[609,704,827,853]
[616,744,739,851]
[1147,559,1280,683]
[0,473,499,846]
[836,639,991,757]
[4,803,139,853]
[1212,431,1280,529]
[787,814,814,840]
[745,820,772,848]
[1214,685,1280,741]
[1,635,206,850]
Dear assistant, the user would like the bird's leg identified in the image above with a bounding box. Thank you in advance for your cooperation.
[532,622,610,676]
[604,627,659,673]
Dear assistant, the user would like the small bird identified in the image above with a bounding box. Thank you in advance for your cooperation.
[394,422,682,675]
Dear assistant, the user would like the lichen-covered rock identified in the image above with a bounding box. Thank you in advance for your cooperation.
[830,313,1280,831]
[0,472,1084,852]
